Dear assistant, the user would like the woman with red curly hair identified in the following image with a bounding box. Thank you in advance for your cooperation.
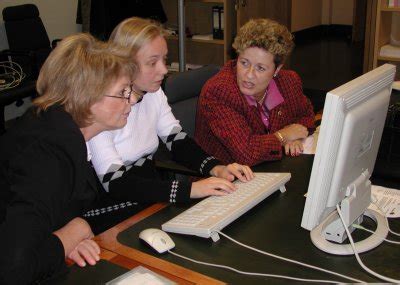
[195,18,315,166]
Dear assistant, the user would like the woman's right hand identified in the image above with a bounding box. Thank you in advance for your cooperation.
[54,217,100,266]
[190,177,238,199]
[68,239,100,267]
[279,124,308,142]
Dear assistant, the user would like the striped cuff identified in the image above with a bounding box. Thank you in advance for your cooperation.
[83,201,138,217]
[199,156,216,175]
[169,180,179,203]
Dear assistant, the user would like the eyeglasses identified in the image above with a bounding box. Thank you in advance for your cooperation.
[104,84,144,103]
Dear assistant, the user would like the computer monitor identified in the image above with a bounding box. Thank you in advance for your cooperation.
[301,64,396,255]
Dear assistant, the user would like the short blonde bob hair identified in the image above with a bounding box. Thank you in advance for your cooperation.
[34,33,136,127]
[233,18,294,67]
[109,17,165,58]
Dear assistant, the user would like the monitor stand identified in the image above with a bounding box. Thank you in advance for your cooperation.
[310,208,388,255]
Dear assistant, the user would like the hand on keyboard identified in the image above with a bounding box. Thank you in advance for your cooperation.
[210,163,254,182]
[190,177,238,199]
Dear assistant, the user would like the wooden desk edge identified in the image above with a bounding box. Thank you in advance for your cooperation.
[95,203,225,285]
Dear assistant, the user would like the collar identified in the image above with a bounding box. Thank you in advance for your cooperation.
[244,78,284,110]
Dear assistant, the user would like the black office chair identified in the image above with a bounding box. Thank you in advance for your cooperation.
[0,4,58,134]
[154,65,221,176]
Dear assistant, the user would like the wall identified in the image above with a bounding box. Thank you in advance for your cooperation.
[331,0,354,25]
[291,0,322,32]
[1,0,81,121]
[291,0,354,32]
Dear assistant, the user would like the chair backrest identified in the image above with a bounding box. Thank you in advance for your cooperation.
[2,4,50,51]
[2,4,52,78]
[163,65,220,137]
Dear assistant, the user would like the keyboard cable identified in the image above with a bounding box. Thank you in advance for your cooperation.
[168,249,342,284]
[215,230,364,284]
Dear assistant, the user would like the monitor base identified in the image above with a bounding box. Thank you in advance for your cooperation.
[310,208,388,255]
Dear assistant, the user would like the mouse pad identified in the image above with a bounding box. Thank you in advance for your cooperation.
[46,260,128,285]
[117,156,400,284]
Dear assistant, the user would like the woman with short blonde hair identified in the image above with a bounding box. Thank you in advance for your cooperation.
[88,17,254,211]
[35,33,135,126]
[0,33,137,284]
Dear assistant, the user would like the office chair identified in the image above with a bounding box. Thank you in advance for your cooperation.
[155,65,221,176]
[0,4,58,134]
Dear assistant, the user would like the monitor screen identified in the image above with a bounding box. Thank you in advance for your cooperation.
[301,64,396,254]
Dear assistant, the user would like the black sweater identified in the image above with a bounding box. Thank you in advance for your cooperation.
[0,107,99,284]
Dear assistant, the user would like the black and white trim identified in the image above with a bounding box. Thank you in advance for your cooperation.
[83,201,138,217]
[101,154,153,191]
[161,126,187,151]
[169,180,179,203]
[199,156,216,175]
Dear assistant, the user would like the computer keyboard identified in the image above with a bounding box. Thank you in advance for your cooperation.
[162,172,291,241]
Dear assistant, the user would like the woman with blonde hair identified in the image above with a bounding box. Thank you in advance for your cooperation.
[88,17,254,209]
[195,18,315,166]
[0,33,136,284]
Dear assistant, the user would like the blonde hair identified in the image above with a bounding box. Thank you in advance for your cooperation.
[109,17,165,58]
[233,18,294,66]
[34,33,136,127]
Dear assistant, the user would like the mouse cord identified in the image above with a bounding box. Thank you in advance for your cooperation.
[168,250,339,284]
[215,230,364,284]
[336,204,400,284]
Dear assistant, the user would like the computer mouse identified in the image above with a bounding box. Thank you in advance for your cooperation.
[139,228,175,254]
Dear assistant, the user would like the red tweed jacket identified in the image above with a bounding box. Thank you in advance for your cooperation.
[194,60,315,166]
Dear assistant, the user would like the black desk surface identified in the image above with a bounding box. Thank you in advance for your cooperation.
[117,155,400,284]
[46,260,128,285]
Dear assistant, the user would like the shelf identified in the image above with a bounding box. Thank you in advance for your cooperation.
[165,35,224,45]
[378,55,400,62]
[380,7,400,11]
[186,0,224,3]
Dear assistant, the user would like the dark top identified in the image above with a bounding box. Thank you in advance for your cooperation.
[0,106,99,284]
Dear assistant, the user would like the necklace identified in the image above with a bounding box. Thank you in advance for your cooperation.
[258,90,267,105]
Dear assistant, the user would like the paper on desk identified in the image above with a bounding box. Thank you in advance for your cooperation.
[106,266,176,285]
[302,126,320,155]
[370,185,400,218]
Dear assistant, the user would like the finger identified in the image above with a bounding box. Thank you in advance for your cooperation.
[208,189,228,196]
[294,144,301,156]
[77,242,97,266]
[290,143,296,156]
[228,165,248,182]
[85,240,101,260]
[284,143,290,155]
[298,141,304,153]
[242,165,254,180]
[68,250,86,267]
[210,178,237,193]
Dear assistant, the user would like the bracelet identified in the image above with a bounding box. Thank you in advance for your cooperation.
[275,131,286,145]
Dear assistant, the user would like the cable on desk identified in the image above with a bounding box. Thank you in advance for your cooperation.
[168,250,340,284]
[215,230,364,284]
[336,204,400,284]
[352,224,400,244]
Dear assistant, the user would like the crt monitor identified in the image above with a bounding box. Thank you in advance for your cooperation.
[301,64,396,255]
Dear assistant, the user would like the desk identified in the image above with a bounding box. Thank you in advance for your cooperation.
[97,155,400,284]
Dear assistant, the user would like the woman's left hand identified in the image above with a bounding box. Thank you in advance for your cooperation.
[284,139,304,156]
[210,163,254,182]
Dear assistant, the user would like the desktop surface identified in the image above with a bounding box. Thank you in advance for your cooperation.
[44,260,128,285]
[116,155,400,284]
